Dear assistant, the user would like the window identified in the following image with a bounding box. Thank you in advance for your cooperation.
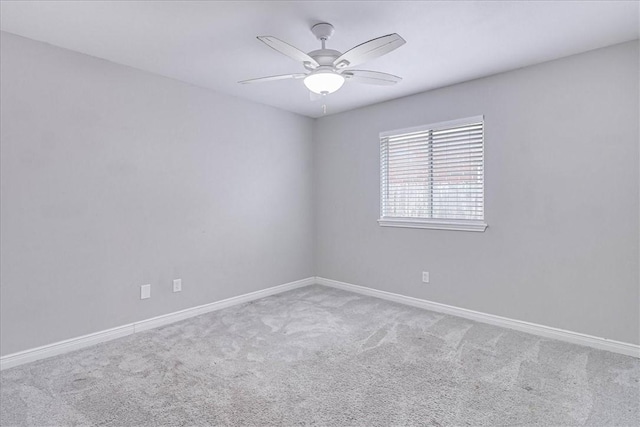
[379,116,487,232]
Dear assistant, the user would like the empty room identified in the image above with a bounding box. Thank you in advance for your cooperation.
[0,1,638,426]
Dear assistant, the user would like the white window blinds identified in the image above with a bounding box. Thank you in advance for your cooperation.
[379,116,487,231]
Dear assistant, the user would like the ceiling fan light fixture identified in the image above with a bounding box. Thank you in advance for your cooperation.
[304,70,345,94]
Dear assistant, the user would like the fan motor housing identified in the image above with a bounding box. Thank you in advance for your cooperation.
[308,49,341,67]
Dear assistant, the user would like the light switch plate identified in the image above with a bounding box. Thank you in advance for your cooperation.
[173,279,182,293]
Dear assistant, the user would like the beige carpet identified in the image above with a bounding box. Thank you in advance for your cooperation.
[1,285,638,426]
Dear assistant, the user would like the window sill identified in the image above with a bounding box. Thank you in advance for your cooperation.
[378,218,488,232]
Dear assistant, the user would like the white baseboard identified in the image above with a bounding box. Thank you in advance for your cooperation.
[0,277,315,370]
[133,277,314,333]
[3,275,637,370]
[316,277,640,358]
[0,325,135,372]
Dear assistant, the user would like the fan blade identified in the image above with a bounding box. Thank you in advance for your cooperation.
[257,36,319,68]
[239,73,306,84]
[334,33,405,69]
[342,70,402,85]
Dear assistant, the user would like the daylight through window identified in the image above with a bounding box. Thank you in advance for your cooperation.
[379,116,487,231]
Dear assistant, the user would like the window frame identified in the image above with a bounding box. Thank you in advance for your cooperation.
[378,115,488,232]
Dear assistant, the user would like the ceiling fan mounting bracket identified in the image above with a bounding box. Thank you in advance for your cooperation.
[311,23,335,41]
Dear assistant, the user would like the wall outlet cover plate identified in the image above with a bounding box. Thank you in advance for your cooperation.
[141,284,151,299]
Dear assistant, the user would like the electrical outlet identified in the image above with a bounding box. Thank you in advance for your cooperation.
[140,284,151,299]
[173,279,182,293]
[422,272,430,283]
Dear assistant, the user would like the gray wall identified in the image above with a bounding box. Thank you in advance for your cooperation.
[314,41,640,345]
[2,33,638,357]
[0,33,315,356]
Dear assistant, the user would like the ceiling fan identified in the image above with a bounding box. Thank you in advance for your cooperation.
[239,23,406,98]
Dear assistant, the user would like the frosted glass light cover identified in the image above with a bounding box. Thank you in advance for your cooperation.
[304,71,345,94]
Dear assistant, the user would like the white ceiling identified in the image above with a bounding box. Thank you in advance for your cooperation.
[1,1,638,118]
